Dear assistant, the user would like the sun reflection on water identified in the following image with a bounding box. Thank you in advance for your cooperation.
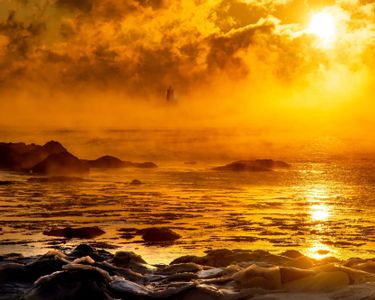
[303,185,335,259]
[311,204,330,221]
[305,186,331,221]
[305,185,330,202]
[305,240,334,260]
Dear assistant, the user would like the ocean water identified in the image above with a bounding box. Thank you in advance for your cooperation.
[0,129,374,264]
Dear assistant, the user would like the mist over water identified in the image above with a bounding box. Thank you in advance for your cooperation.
[1,128,375,264]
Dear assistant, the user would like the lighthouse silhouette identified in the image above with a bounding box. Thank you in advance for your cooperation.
[166,85,175,103]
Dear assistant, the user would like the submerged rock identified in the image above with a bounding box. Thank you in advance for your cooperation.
[213,159,291,172]
[28,176,88,183]
[32,152,89,175]
[0,180,14,185]
[43,226,105,239]
[139,227,181,243]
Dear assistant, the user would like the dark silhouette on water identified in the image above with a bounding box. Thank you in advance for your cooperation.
[0,140,157,175]
[166,85,175,102]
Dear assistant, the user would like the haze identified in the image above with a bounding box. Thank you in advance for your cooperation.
[0,0,374,156]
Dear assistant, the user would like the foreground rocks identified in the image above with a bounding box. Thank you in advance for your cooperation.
[0,140,157,175]
[213,159,291,172]
[1,245,375,300]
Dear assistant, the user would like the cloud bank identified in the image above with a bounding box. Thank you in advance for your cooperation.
[0,0,374,132]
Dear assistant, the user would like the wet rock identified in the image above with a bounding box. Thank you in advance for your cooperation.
[69,244,112,262]
[284,270,350,292]
[130,179,142,185]
[156,263,202,275]
[32,152,89,175]
[280,266,315,283]
[172,249,314,269]
[213,159,291,172]
[232,264,282,290]
[110,251,150,274]
[43,227,105,239]
[0,263,29,283]
[22,268,114,300]
[1,245,375,300]
[0,253,67,283]
[139,227,181,242]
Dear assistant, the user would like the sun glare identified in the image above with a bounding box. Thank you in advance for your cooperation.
[308,12,336,42]
[311,204,330,221]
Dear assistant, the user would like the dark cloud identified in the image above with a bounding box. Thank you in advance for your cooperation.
[0,10,45,59]
[56,0,94,12]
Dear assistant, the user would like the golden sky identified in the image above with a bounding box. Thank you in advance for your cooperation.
[0,0,374,133]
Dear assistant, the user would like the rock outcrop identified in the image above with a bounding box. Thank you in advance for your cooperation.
[213,159,291,172]
[88,155,157,169]
[32,152,89,175]
[0,141,66,171]
[0,140,157,175]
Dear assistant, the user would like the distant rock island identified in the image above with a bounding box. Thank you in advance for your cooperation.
[86,155,157,169]
[213,159,291,172]
[0,141,157,175]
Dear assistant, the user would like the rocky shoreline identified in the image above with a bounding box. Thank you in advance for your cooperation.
[1,244,375,300]
[0,141,157,175]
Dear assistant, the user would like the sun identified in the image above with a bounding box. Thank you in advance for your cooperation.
[308,12,336,40]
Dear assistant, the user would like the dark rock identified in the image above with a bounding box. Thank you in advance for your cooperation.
[139,227,181,243]
[1,245,375,300]
[88,155,157,169]
[42,141,67,154]
[130,179,142,185]
[213,159,291,172]
[32,152,89,175]
[110,251,147,268]
[88,156,124,168]
[130,161,157,168]
[0,141,66,171]
[0,254,67,283]
[70,244,96,256]
[0,181,14,185]
[22,268,114,300]
[43,227,105,239]
[69,244,112,262]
